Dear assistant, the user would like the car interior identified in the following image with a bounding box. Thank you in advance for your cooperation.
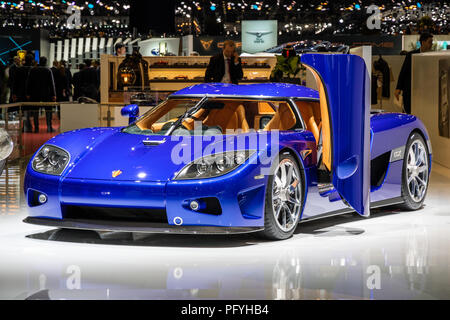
[146,99,307,133]
[133,97,325,164]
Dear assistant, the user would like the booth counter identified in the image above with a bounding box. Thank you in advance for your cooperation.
[412,51,450,169]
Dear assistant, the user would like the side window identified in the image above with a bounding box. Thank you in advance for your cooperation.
[295,100,321,143]
[263,101,298,131]
[255,102,276,130]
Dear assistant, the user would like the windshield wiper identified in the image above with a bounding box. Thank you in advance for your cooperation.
[166,96,207,136]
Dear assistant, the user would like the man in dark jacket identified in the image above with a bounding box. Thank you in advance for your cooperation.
[7,56,20,103]
[395,33,433,114]
[11,55,34,102]
[60,60,73,99]
[72,63,85,101]
[78,59,99,101]
[26,57,56,133]
[51,60,64,101]
[11,54,33,129]
[205,40,243,84]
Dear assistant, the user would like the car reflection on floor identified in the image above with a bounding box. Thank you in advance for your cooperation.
[0,159,449,300]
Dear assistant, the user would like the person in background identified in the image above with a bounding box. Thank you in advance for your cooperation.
[26,57,56,133]
[205,40,243,84]
[0,64,7,105]
[7,56,21,103]
[395,33,433,114]
[60,60,73,100]
[115,43,126,57]
[79,59,99,101]
[12,54,34,131]
[92,60,101,101]
[51,60,68,102]
[51,60,62,99]
[72,63,85,101]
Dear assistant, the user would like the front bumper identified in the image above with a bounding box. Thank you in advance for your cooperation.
[24,159,268,230]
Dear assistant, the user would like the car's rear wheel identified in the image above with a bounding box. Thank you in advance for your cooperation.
[400,132,430,210]
[259,153,304,240]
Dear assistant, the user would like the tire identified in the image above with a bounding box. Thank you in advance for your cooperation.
[400,132,430,210]
[259,153,305,240]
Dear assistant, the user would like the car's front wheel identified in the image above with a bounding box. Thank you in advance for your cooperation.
[259,153,304,240]
[400,132,430,210]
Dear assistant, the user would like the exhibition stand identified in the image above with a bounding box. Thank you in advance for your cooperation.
[412,51,450,169]
[99,54,276,127]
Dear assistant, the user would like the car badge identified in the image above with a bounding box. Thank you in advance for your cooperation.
[112,170,122,178]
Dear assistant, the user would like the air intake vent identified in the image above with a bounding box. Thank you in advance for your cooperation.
[62,205,168,223]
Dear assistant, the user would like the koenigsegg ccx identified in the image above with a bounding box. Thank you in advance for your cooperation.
[24,54,432,240]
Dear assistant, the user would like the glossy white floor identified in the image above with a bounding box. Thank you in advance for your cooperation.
[0,159,449,300]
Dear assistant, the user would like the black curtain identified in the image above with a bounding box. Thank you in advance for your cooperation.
[129,0,175,35]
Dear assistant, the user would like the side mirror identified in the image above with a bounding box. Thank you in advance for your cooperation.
[121,104,140,125]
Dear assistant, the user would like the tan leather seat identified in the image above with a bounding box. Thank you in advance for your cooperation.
[264,103,296,131]
[254,102,276,129]
[182,109,207,130]
[151,118,177,132]
[151,109,208,132]
[296,101,320,144]
[304,64,331,171]
[203,103,249,132]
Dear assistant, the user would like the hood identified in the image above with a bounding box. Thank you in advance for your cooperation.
[65,132,187,182]
[64,131,265,182]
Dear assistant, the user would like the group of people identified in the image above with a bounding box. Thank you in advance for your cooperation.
[204,37,435,116]
[72,59,100,101]
[3,34,434,135]
[7,55,101,133]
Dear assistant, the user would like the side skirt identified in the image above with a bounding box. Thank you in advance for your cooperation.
[299,196,404,224]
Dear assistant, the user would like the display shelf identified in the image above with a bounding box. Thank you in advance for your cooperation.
[100,54,276,105]
[149,65,271,69]
[148,79,269,83]
[150,65,208,69]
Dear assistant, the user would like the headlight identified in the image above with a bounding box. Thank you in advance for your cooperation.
[175,150,255,180]
[32,145,70,176]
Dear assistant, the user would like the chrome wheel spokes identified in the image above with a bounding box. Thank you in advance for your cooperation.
[406,140,429,203]
[272,159,302,232]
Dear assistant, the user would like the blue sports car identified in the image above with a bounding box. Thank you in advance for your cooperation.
[24,54,432,240]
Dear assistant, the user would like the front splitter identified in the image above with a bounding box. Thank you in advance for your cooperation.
[23,217,264,235]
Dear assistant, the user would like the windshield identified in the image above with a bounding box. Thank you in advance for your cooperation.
[122,97,299,136]
[122,98,201,136]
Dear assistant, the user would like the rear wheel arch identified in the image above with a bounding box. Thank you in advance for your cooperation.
[279,148,307,177]
[409,128,430,154]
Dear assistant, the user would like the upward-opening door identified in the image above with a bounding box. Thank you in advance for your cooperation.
[301,53,371,217]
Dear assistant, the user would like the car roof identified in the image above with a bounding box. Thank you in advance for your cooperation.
[170,83,319,100]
